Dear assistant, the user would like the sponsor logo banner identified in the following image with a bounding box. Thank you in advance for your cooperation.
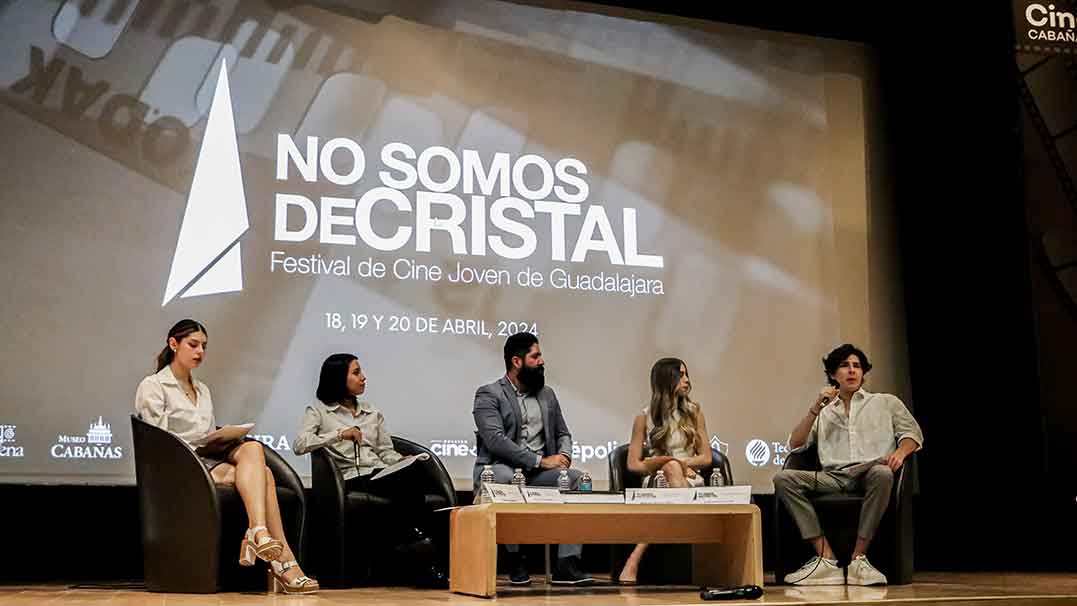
[1015,1,1077,54]
[0,424,24,458]
[51,417,124,459]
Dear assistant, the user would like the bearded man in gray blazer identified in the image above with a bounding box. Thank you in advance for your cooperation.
[472,332,592,586]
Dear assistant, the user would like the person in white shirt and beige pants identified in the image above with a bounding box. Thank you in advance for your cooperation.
[774,344,923,587]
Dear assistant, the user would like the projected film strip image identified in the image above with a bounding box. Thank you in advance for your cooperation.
[1018,49,1077,320]
[0,0,858,488]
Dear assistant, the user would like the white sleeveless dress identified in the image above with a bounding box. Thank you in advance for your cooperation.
[641,407,705,488]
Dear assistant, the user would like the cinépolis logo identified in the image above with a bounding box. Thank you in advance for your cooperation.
[1017,1,1077,52]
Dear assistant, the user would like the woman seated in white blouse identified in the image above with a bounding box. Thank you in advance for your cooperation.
[134,319,317,595]
[618,357,713,585]
[293,352,447,588]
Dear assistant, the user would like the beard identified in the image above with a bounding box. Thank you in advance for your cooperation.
[517,363,546,395]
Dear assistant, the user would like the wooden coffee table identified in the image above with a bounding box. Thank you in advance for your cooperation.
[449,503,762,597]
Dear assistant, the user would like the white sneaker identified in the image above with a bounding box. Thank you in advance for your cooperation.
[783,556,845,585]
[846,554,887,586]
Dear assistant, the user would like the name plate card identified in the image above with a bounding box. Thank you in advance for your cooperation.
[625,487,696,504]
[481,483,526,503]
[521,486,565,503]
[692,485,752,505]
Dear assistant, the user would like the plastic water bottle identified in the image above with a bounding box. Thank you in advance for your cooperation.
[480,464,495,490]
[654,470,668,488]
[475,465,496,504]
[579,470,593,492]
[557,469,571,491]
[709,467,725,487]
[512,468,526,488]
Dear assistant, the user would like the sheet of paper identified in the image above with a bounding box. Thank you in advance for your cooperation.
[521,486,564,503]
[481,483,526,503]
[561,491,625,504]
[625,487,696,504]
[693,485,752,504]
[370,453,430,480]
[190,423,254,447]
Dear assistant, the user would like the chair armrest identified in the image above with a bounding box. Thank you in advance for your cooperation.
[607,444,637,491]
[392,436,457,507]
[310,447,347,514]
[893,452,915,506]
[131,414,220,523]
[130,414,221,590]
[705,449,736,485]
[782,444,821,471]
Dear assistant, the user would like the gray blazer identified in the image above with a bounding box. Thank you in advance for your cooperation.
[473,376,573,471]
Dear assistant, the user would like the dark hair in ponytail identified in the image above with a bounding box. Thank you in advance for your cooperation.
[156,319,208,372]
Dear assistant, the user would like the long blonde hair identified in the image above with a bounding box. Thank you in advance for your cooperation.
[647,358,703,456]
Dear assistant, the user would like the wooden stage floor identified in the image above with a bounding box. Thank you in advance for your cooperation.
[3,573,1076,605]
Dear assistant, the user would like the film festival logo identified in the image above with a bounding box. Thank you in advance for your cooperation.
[0,425,24,458]
[162,59,249,306]
[50,417,124,460]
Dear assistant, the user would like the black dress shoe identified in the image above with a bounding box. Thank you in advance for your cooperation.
[415,564,449,589]
[552,556,594,585]
[507,554,531,585]
[395,528,435,558]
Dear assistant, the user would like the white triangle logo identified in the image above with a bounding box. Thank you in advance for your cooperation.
[162,59,248,306]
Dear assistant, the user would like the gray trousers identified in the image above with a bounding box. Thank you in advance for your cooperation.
[473,463,583,559]
[773,464,894,542]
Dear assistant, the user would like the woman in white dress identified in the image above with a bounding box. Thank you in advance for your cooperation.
[618,357,713,585]
[134,319,317,594]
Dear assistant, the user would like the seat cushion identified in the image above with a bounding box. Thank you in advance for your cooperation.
[424,494,449,510]
[345,490,394,511]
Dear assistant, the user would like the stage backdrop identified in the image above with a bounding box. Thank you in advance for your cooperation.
[0,0,908,491]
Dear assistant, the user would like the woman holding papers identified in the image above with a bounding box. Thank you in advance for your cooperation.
[618,357,713,585]
[134,319,318,595]
[293,353,447,588]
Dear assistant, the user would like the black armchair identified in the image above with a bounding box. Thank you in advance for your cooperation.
[607,443,733,584]
[773,444,914,584]
[307,435,456,588]
[130,415,306,593]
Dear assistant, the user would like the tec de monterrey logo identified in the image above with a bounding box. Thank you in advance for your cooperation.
[162,59,249,306]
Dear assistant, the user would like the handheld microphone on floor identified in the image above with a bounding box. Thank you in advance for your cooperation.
[699,585,763,601]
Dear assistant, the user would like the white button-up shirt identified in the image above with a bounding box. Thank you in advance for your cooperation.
[790,389,923,470]
[134,366,215,445]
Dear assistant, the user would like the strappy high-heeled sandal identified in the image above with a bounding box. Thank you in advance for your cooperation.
[238,526,283,566]
[269,559,319,594]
